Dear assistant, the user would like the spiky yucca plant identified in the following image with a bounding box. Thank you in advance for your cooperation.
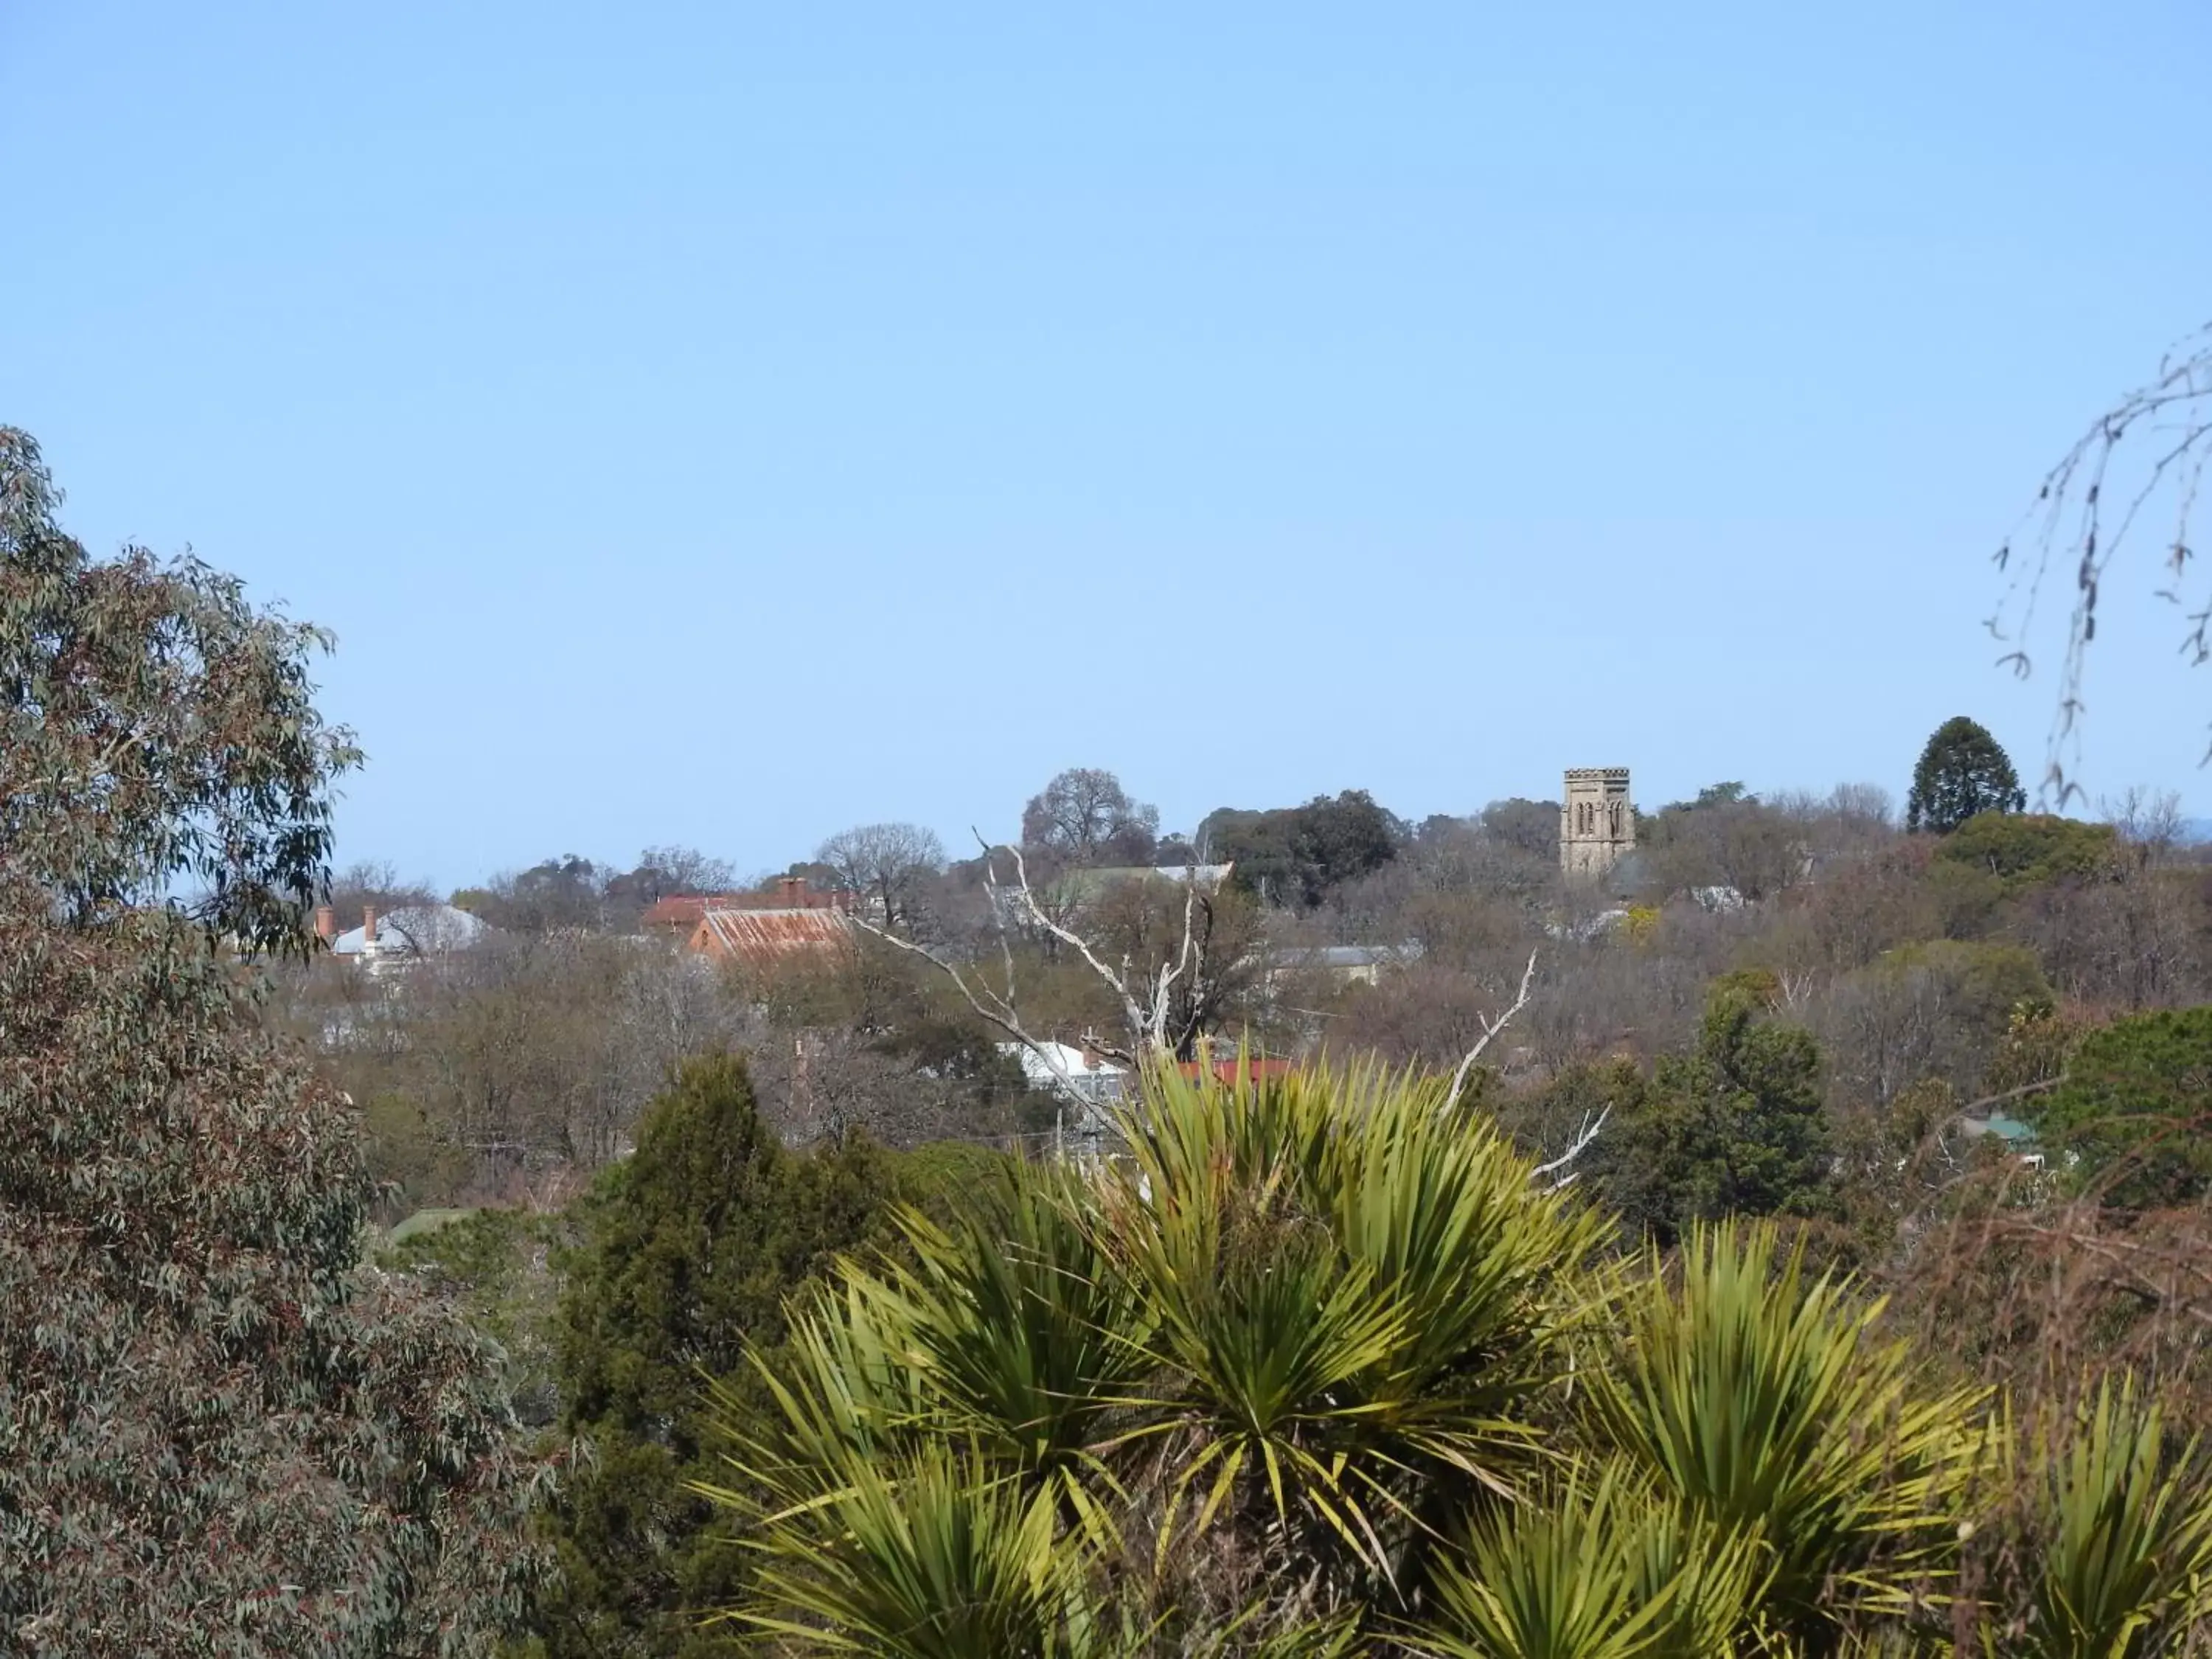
[1097,1059,1609,1587]
[695,1059,2209,1655]
[1592,1225,1990,1651]
[1417,1461,1769,1659]
[701,1057,1604,1646]
[1992,1375,2212,1658]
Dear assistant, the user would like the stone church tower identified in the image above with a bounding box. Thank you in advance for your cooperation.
[1560,767,1635,879]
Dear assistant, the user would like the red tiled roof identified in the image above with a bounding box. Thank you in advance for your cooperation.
[689,905,855,965]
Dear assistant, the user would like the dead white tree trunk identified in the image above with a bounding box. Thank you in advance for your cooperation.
[844,832,1206,1102]
[1443,948,1537,1111]
[1531,1106,1610,1192]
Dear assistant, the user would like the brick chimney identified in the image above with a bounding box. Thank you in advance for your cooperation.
[313,905,335,942]
[779,874,805,908]
[362,905,378,946]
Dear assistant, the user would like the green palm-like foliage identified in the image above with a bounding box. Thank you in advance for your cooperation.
[1101,1057,1607,1583]
[2000,1375,2212,1658]
[884,1163,1151,1493]
[734,1439,1124,1657]
[1417,1461,1769,1659]
[704,1057,1604,1643]
[1591,1225,1989,1650]
[695,1061,2207,1654]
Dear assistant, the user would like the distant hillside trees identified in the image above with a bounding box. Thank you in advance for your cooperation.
[1478,796,1560,860]
[1200,789,1402,908]
[815,820,945,931]
[1935,809,2114,891]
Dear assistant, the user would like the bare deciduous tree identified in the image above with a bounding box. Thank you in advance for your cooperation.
[327,860,438,922]
[1020,767,1160,867]
[815,821,946,933]
[854,838,1194,1069]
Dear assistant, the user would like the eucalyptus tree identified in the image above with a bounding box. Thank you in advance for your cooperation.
[0,427,544,1655]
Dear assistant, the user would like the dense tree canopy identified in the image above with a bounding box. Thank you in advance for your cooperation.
[0,428,361,953]
[536,1054,997,1658]
[1907,716,2025,834]
[1201,789,1402,908]
[0,427,540,1655]
[1935,809,2115,892]
[2034,1006,2212,1207]
[1604,972,1832,1239]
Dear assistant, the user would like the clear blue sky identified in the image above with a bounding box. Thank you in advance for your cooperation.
[7,2,2208,887]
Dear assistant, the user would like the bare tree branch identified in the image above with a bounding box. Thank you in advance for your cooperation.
[844,835,1214,1115]
[990,836,1153,1054]
[842,906,1088,1096]
[1443,948,1537,1111]
[1149,876,1200,1050]
[1989,320,2212,800]
[1531,1105,1611,1192]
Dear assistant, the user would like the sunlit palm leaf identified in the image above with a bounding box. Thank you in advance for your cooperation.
[736,1439,1126,1658]
[1593,1223,1989,1649]
[2003,1374,2212,1659]
[1098,1057,1602,1586]
[1414,1458,1767,1659]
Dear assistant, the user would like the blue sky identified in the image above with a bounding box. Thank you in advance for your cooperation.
[7,2,2208,887]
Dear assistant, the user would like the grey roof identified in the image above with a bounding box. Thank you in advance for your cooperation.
[1270,943,1422,970]
[332,903,491,956]
[1310,944,1412,969]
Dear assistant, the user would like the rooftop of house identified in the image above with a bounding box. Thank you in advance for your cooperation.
[639,892,745,930]
[690,903,855,964]
[1271,943,1421,971]
[1003,1040,1128,1077]
[656,878,858,928]
[1959,1110,2039,1144]
[330,903,490,957]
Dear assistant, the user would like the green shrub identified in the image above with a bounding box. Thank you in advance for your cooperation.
[532,1053,938,1658]
[1935,811,2115,894]
[2034,1006,2212,1206]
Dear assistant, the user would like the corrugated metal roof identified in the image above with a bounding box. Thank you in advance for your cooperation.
[640,894,745,929]
[691,905,854,964]
[332,904,490,956]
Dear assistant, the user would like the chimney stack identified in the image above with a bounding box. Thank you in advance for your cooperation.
[779,874,804,908]
[313,905,335,942]
[362,905,378,946]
